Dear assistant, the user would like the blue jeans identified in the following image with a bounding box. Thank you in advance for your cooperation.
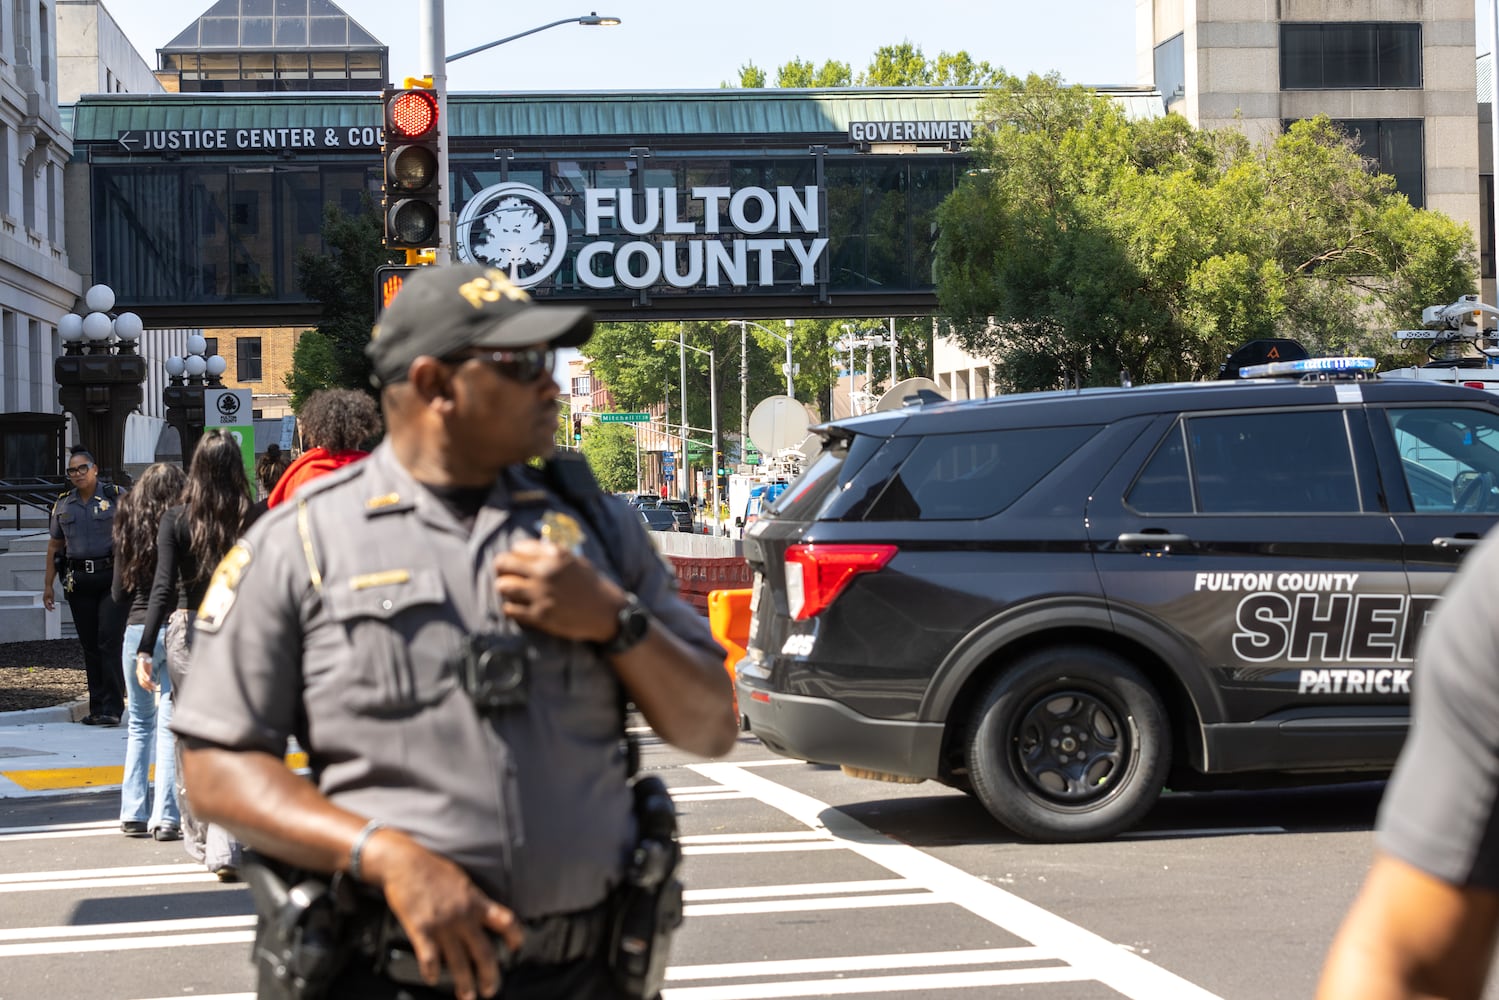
[120,623,179,831]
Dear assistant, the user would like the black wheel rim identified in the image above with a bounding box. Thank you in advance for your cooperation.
[1011,687,1129,805]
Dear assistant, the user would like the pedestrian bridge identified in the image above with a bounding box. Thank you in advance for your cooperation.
[65,85,1162,328]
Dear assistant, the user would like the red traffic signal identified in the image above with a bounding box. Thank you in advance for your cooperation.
[381,87,442,250]
[386,90,438,140]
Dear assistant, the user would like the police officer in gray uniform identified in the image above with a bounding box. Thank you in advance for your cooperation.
[44,447,126,725]
[1319,528,1499,999]
[172,264,738,1000]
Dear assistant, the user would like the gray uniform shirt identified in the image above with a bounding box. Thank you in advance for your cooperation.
[1376,528,1499,888]
[49,486,122,559]
[170,442,720,917]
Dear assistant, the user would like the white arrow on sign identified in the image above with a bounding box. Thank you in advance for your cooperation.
[117,132,141,151]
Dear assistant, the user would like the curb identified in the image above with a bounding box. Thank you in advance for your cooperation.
[0,698,89,727]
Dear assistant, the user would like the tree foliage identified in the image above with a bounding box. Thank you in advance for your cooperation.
[934,73,1478,390]
[579,422,638,493]
[725,41,998,91]
[289,197,398,409]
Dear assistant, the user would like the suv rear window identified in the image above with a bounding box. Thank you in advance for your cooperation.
[866,425,1100,521]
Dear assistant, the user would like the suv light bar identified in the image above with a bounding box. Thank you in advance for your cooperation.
[1238,357,1376,379]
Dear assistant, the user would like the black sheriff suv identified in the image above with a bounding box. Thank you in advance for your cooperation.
[735,357,1499,841]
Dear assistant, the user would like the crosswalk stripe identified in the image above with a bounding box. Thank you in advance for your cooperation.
[0,915,255,943]
[667,946,1053,980]
[0,930,255,958]
[661,966,1095,999]
[0,863,203,884]
[686,892,940,917]
[684,879,916,901]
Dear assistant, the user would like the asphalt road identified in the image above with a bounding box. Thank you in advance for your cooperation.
[3,731,1495,1000]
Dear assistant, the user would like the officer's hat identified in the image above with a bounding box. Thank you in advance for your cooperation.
[368,264,593,386]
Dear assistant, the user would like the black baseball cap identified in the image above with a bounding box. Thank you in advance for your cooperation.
[367,264,593,385]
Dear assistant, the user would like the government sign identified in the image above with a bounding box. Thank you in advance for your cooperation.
[848,120,973,143]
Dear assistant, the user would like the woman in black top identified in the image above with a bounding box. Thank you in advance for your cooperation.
[110,463,186,839]
[136,430,256,879]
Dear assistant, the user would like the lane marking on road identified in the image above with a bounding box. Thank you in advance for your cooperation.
[0,873,218,893]
[674,793,750,803]
[0,752,306,795]
[686,892,942,917]
[667,946,1052,981]
[0,826,129,842]
[681,831,834,844]
[670,785,741,795]
[0,820,118,835]
[1119,826,1285,839]
[0,930,255,958]
[0,863,204,884]
[0,915,255,943]
[661,966,1095,999]
[691,761,1225,1000]
[684,879,918,901]
[684,841,845,855]
[137,995,253,1000]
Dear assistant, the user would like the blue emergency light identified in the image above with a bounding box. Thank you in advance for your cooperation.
[1237,357,1377,379]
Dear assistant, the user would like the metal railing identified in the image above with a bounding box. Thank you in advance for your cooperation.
[0,477,68,529]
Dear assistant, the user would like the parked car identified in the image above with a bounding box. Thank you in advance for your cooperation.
[627,493,661,509]
[735,359,1499,841]
[657,498,695,531]
[637,508,678,532]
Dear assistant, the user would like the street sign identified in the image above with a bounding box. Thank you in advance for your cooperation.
[204,388,251,427]
[599,412,650,423]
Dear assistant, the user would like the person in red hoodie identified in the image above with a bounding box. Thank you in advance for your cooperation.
[268,388,383,508]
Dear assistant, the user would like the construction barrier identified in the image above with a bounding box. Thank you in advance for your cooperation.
[666,554,752,615]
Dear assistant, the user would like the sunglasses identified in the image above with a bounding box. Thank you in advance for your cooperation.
[66,463,93,476]
[447,348,556,385]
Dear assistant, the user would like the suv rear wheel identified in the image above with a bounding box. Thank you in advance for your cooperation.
[966,646,1170,842]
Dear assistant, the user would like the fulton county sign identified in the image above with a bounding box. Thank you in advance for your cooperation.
[454,181,828,293]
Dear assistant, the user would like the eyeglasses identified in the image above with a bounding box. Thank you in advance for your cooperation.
[447,348,556,385]
[65,463,93,477]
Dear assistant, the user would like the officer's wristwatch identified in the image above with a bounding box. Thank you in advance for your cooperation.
[605,593,651,655]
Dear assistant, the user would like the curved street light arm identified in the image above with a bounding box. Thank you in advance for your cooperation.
[447,13,620,63]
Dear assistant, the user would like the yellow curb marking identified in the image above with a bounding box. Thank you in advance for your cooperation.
[3,753,309,791]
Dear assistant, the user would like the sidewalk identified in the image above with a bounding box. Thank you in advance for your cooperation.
[0,700,306,799]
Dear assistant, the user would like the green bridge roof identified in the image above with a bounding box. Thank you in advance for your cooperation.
[67,86,1163,144]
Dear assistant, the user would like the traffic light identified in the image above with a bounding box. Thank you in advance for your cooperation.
[372,263,421,317]
[381,85,441,250]
[572,414,583,442]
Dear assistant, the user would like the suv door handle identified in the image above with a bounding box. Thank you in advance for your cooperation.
[1432,536,1481,551]
[1116,532,1192,551]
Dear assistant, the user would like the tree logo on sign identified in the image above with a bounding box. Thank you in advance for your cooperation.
[216,393,242,419]
[454,182,568,289]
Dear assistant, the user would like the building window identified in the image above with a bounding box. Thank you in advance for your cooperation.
[203,336,219,357]
[572,375,592,397]
[11,0,28,65]
[1281,23,1421,90]
[237,337,263,382]
[1154,32,1185,109]
[1284,119,1424,207]
[1483,174,1494,280]
[37,1,47,83]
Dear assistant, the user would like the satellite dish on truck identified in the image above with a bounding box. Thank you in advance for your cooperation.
[748,395,810,456]
[875,377,945,411]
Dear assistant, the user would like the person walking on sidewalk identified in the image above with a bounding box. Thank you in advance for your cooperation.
[43,446,126,726]
[137,431,261,880]
[265,388,381,508]
[110,462,187,840]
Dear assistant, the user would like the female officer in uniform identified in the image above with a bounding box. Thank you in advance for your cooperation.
[43,446,126,726]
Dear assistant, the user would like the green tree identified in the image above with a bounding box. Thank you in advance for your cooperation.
[288,197,398,409]
[579,422,639,493]
[934,74,1478,390]
[776,57,852,88]
[859,42,1002,87]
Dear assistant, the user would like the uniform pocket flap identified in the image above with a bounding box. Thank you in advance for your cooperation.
[324,567,445,622]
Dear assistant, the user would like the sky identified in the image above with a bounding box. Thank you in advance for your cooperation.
[96,0,1143,92]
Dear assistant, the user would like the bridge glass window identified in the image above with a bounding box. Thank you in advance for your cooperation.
[242,17,272,46]
[237,337,263,383]
[275,17,306,46]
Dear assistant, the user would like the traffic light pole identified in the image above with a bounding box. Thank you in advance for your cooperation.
[420,0,451,265]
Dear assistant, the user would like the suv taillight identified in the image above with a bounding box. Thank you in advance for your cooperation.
[783,544,897,620]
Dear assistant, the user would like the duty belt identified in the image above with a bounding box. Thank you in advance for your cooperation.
[67,557,112,574]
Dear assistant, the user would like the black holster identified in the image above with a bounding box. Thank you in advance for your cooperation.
[243,852,359,1000]
[609,776,684,1000]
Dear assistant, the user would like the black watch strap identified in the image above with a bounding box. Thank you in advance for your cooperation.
[605,593,651,655]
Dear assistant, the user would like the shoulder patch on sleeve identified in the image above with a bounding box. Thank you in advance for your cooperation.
[195,541,253,633]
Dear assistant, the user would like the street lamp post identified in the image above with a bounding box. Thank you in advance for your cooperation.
[161,335,228,468]
[426,5,621,265]
[55,284,146,485]
[655,334,719,533]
